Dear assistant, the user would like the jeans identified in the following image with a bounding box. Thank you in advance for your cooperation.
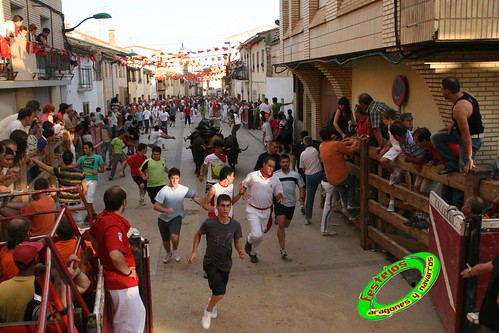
[101,141,111,164]
[110,154,126,178]
[430,129,483,170]
[333,174,357,208]
[305,171,324,220]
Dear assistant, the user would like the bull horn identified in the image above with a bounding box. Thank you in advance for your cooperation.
[239,146,249,152]
[186,145,192,150]
[224,147,231,151]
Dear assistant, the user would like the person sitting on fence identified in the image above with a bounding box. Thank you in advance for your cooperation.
[378,109,412,211]
[390,122,436,229]
[413,126,463,208]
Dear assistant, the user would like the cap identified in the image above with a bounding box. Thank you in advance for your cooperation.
[13,241,44,267]
[400,113,414,121]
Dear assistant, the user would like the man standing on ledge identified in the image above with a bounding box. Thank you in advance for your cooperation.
[431,76,484,175]
[89,186,145,333]
[241,156,284,263]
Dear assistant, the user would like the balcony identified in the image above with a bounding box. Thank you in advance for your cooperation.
[0,38,74,87]
[401,0,499,44]
[229,61,248,80]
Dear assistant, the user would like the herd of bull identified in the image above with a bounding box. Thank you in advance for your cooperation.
[184,119,248,174]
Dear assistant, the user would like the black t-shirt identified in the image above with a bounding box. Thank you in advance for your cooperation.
[479,255,499,330]
[253,152,281,171]
[128,125,140,141]
[201,217,242,272]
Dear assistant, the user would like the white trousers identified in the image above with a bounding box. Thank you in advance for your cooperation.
[320,181,335,233]
[246,205,271,255]
[109,286,146,333]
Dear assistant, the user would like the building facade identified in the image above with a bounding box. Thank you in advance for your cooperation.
[278,0,499,166]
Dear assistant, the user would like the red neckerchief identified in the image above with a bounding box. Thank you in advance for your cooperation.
[260,168,272,179]
[215,152,226,163]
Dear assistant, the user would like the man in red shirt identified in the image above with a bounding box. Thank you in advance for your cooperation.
[120,143,148,205]
[89,186,145,333]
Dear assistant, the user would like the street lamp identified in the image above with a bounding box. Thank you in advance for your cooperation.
[63,12,112,33]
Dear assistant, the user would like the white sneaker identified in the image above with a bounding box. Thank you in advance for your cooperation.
[280,249,288,259]
[163,252,172,263]
[387,200,395,212]
[321,231,337,236]
[201,308,212,329]
[174,251,181,262]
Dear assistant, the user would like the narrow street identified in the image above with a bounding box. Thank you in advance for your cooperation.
[92,118,444,333]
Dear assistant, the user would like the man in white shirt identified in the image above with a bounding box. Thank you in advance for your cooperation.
[143,107,152,134]
[0,108,34,140]
[258,98,271,116]
[240,156,284,263]
[148,125,175,149]
[299,136,324,225]
[199,141,227,193]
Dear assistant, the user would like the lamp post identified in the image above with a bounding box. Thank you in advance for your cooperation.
[63,12,112,33]
[224,41,231,96]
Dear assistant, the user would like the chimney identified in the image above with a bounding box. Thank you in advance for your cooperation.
[109,29,116,47]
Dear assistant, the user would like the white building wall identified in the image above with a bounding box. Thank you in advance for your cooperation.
[62,58,100,115]
[266,76,294,114]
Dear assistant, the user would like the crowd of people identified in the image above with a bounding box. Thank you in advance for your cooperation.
[0,76,496,330]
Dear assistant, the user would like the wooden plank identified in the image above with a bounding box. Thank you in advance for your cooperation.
[368,226,411,260]
[369,174,430,212]
[479,179,499,202]
[359,141,371,249]
[369,200,429,246]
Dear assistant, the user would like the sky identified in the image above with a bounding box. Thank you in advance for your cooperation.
[62,0,280,53]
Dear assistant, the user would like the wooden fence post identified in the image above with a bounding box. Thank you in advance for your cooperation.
[359,140,371,249]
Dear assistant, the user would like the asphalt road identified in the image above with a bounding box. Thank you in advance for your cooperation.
[92,116,444,332]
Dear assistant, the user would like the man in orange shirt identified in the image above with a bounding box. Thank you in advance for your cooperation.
[319,127,359,233]
[0,217,29,282]
[20,178,55,236]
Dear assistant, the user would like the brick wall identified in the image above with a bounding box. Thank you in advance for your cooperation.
[294,68,323,138]
[408,54,499,167]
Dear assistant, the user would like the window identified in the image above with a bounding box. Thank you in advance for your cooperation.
[78,66,93,90]
[257,52,260,71]
[82,102,89,115]
[138,69,142,84]
[319,0,327,7]
[261,50,265,71]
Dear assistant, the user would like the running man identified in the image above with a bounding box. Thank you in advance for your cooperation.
[273,154,305,259]
[75,142,104,218]
[139,146,168,204]
[240,156,284,263]
[199,140,227,193]
[188,194,245,330]
[203,166,242,218]
[120,143,148,205]
[153,168,203,263]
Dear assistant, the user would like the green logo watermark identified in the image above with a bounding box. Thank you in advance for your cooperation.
[358,252,440,320]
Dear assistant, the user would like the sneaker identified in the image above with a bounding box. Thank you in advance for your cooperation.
[162,252,172,263]
[413,217,430,229]
[321,231,337,236]
[304,219,311,226]
[249,254,258,263]
[387,200,395,212]
[389,169,402,185]
[140,199,146,206]
[437,167,458,175]
[300,206,305,215]
[347,205,360,210]
[173,251,181,262]
[244,241,252,255]
[108,177,113,181]
[201,308,212,329]
[280,249,288,259]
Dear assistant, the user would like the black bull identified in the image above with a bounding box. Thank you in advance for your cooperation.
[185,133,248,174]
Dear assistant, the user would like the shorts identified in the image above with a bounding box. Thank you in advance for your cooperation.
[132,176,146,187]
[382,146,402,161]
[204,263,229,296]
[147,185,164,203]
[157,216,182,241]
[274,202,295,220]
[414,176,438,194]
[169,115,176,121]
[86,180,97,204]
[138,120,143,127]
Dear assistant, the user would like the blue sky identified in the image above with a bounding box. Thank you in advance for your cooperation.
[62,0,279,52]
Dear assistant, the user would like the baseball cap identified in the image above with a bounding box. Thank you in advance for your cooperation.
[400,113,414,121]
[13,241,44,267]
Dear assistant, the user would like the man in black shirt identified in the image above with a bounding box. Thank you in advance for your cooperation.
[188,194,244,330]
[254,140,281,171]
